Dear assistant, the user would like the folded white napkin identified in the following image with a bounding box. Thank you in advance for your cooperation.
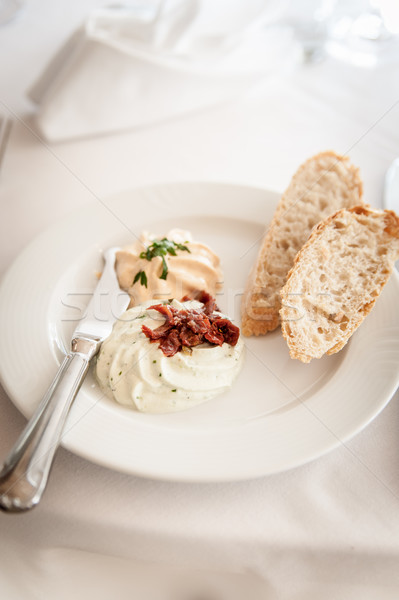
[28,0,289,141]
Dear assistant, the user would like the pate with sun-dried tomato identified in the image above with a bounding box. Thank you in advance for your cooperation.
[95,297,244,413]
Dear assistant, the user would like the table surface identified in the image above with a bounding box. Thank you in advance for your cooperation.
[1,2,399,599]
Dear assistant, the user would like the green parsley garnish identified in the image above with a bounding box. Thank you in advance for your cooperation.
[133,269,148,288]
[132,238,190,287]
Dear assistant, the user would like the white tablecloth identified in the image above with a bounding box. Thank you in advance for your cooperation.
[1,1,399,599]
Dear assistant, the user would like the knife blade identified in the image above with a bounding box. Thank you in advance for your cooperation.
[383,158,399,271]
[384,158,399,214]
[0,247,130,512]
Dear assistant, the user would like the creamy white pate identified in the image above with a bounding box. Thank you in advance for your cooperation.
[116,229,223,307]
[95,300,244,413]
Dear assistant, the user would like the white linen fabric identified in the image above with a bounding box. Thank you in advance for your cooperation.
[28,0,289,141]
[1,0,399,599]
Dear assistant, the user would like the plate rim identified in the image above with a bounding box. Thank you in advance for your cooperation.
[1,181,399,482]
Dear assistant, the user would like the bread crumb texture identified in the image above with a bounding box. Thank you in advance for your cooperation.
[241,151,363,336]
[280,207,399,362]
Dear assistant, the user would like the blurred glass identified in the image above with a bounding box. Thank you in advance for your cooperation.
[326,0,399,66]
[273,0,399,66]
[0,0,23,25]
[278,0,338,63]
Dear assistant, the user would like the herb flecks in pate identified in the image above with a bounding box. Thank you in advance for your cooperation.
[95,299,244,413]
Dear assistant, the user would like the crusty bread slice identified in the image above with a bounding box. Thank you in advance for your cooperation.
[241,151,363,336]
[280,206,399,363]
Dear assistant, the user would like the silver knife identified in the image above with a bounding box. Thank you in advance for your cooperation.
[383,158,399,270]
[0,247,130,512]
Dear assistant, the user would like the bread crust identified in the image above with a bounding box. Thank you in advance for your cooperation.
[280,206,399,362]
[241,151,363,337]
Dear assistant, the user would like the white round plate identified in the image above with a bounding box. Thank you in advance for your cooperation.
[1,183,399,481]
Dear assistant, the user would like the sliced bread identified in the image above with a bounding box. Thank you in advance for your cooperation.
[280,206,399,363]
[241,151,363,336]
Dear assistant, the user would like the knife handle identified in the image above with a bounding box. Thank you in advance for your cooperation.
[0,337,100,513]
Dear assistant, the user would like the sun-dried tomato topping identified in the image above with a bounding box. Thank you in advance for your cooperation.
[204,324,225,346]
[180,290,219,315]
[143,294,240,357]
[148,303,175,324]
[141,322,171,340]
[158,329,182,357]
[210,318,240,346]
